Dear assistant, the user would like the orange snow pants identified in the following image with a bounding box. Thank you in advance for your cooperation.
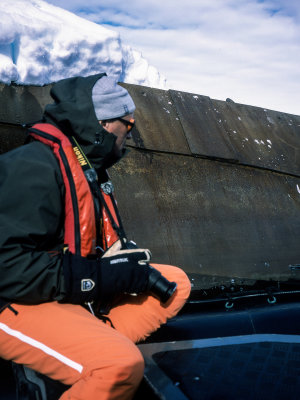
[0,264,191,400]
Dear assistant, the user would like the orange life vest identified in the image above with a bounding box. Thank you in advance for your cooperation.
[29,123,120,256]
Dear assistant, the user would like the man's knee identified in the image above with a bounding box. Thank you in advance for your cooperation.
[62,343,145,399]
[154,264,191,301]
[176,267,192,300]
[115,346,145,386]
[90,341,145,387]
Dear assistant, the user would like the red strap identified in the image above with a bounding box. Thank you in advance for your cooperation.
[30,124,96,256]
[102,192,120,250]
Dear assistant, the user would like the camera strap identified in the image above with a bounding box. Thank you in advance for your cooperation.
[69,136,127,251]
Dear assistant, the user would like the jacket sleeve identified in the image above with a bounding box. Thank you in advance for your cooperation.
[0,142,67,304]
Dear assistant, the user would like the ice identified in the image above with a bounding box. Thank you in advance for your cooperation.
[0,0,166,88]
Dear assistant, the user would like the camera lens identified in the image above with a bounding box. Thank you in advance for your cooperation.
[148,266,177,303]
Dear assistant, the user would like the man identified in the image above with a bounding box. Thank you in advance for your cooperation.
[0,73,191,399]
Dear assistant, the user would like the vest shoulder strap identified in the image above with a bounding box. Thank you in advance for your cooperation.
[29,123,96,256]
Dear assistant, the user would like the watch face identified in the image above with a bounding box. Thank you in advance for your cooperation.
[101,181,114,195]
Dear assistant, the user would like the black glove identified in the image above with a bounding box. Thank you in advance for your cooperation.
[61,241,152,307]
[99,240,177,310]
[61,252,99,305]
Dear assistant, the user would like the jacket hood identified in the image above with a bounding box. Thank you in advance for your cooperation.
[43,73,121,172]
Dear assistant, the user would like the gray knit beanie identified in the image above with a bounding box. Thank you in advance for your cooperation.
[92,76,135,120]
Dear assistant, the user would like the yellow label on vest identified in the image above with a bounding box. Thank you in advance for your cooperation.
[73,146,88,166]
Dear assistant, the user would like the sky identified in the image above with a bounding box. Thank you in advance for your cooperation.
[44,0,300,116]
[1,0,299,115]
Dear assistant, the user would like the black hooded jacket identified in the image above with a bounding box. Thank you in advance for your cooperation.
[0,74,122,306]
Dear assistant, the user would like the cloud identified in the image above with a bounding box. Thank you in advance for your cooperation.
[45,0,300,26]
[44,1,300,114]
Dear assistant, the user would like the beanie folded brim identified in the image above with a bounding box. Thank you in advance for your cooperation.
[92,76,136,120]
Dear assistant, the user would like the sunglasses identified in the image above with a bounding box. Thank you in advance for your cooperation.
[116,117,135,132]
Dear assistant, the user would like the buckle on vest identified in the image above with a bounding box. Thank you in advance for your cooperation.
[101,181,114,195]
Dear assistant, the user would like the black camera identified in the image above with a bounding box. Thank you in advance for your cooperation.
[147,266,177,303]
[124,240,177,303]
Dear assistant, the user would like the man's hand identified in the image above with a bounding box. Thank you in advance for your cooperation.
[61,240,153,309]
[102,239,151,266]
[61,239,177,313]
[98,240,152,306]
